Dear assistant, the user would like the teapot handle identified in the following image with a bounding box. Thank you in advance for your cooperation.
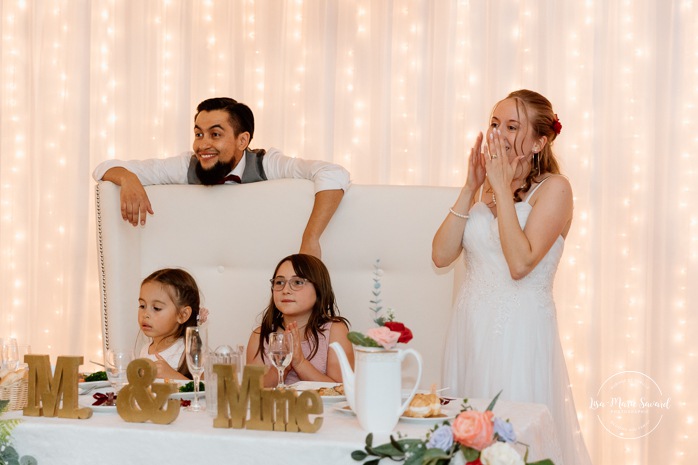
[397,348,423,417]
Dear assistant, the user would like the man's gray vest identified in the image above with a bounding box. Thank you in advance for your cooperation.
[186,149,268,184]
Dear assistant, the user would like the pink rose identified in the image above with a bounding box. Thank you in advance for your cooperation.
[451,410,495,451]
[197,307,209,324]
[366,326,400,349]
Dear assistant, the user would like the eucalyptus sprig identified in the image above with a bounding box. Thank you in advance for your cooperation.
[370,259,383,325]
[351,433,427,465]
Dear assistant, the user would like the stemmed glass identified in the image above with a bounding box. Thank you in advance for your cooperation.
[105,350,134,393]
[185,326,207,411]
[267,332,293,389]
[2,338,19,371]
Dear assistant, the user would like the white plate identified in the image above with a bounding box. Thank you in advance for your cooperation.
[156,379,188,386]
[399,410,457,423]
[289,381,346,403]
[332,402,458,423]
[79,394,117,412]
[78,380,110,393]
[332,401,354,415]
[89,404,117,413]
[289,381,337,390]
[170,380,206,400]
[169,391,203,400]
[80,391,194,410]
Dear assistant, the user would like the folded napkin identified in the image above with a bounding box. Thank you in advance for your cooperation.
[92,392,117,406]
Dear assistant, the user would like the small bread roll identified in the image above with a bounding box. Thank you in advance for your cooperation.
[317,384,344,396]
[0,370,22,386]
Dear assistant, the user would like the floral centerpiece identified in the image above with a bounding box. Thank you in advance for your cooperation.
[347,260,413,349]
[350,392,554,465]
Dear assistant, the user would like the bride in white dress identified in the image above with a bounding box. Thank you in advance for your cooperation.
[432,90,592,465]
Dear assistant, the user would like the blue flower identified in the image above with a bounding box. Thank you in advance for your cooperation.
[426,424,454,451]
[493,417,516,443]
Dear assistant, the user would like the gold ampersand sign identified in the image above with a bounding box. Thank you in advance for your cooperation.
[116,358,179,424]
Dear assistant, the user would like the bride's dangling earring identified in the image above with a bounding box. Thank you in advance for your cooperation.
[534,152,540,175]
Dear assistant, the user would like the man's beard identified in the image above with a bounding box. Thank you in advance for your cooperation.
[195,158,235,185]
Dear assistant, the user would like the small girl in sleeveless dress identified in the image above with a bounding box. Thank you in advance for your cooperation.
[246,254,354,387]
[136,268,202,380]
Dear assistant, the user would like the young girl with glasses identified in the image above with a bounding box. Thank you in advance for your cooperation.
[246,254,354,387]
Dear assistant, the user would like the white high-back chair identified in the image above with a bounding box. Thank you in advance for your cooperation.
[95,180,463,387]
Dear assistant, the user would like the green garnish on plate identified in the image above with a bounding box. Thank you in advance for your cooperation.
[84,371,107,382]
[179,381,205,393]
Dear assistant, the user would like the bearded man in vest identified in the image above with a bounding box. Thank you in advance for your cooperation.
[92,97,350,258]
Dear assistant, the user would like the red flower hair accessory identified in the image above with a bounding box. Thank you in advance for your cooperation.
[552,114,562,135]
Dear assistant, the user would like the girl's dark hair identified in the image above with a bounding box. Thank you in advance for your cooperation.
[495,89,562,202]
[141,268,201,378]
[255,254,349,362]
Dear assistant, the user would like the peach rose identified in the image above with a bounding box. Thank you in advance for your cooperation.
[365,326,400,349]
[451,410,495,451]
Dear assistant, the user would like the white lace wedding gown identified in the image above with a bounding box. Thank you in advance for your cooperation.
[442,183,592,465]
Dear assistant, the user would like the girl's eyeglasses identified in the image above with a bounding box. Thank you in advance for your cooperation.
[270,277,310,291]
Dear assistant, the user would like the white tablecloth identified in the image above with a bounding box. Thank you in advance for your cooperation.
[8,398,562,465]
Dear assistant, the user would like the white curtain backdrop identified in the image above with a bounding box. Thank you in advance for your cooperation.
[0,0,695,463]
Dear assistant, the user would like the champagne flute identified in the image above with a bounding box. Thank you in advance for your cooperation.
[267,332,293,389]
[185,326,207,411]
[105,350,133,393]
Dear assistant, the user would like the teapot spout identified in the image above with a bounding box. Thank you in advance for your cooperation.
[330,342,355,410]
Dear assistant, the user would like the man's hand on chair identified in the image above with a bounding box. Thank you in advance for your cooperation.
[119,172,154,226]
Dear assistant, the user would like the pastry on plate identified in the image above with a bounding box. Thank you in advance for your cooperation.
[317,384,344,396]
[403,385,441,418]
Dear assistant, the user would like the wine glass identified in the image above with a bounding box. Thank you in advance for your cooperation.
[185,326,207,411]
[267,332,293,389]
[3,338,19,371]
[105,349,133,393]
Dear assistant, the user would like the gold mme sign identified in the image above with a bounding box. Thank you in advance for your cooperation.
[213,365,323,433]
[117,358,179,424]
[23,355,92,419]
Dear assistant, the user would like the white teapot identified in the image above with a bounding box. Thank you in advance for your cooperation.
[330,342,422,433]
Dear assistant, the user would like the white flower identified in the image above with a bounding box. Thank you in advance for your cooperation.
[480,442,525,465]
[449,450,467,465]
